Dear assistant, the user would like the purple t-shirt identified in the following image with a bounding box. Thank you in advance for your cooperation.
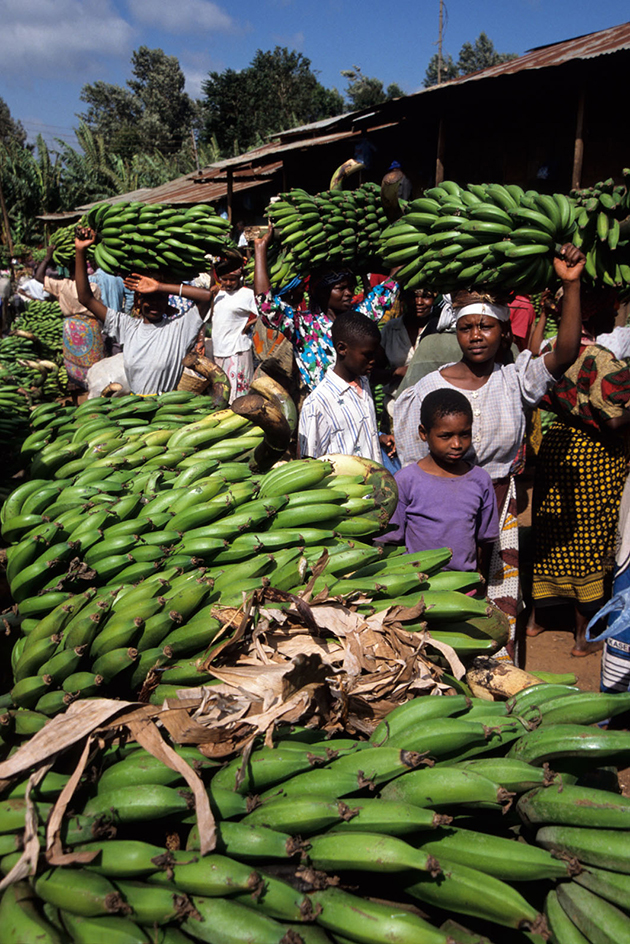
[383,463,499,571]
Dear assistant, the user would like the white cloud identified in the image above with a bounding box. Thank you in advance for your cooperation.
[2,0,133,77]
[127,0,233,34]
[181,51,222,98]
[271,30,305,48]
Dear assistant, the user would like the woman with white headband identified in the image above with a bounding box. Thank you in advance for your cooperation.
[392,244,586,661]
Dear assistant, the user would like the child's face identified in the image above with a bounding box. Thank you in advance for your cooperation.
[338,336,379,377]
[419,412,472,466]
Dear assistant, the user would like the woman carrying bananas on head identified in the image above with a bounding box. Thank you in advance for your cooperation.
[75,228,210,395]
[254,225,397,396]
[393,245,586,663]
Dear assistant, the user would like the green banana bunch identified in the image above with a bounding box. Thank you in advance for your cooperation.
[0,382,33,488]
[51,221,87,267]
[570,169,630,291]
[379,179,576,294]
[85,202,232,278]
[245,182,390,288]
[1,400,413,716]
[3,686,630,941]
[13,300,64,362]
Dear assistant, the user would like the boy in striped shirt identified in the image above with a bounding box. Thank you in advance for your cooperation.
[298,312,392,462]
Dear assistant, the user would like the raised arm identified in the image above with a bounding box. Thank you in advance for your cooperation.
[34,244,55,284]
[253,225,273,296]
[124,274,214,318]
[74,228,108,323]
[542,244,586,379]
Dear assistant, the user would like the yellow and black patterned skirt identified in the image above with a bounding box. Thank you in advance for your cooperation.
[532,422,628,610]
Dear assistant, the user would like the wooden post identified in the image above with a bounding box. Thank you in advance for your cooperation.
[437,0,444,84]
[226,168,234,223]
[435,118,445,184]
[572,91,585,190]
[0,172,16,285]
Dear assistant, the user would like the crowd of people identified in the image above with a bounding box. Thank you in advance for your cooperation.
[7,199,630,681]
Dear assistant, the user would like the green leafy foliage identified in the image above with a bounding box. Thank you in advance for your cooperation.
[201,47,345,156]
[341,66,404,110]
[424,32,517,88]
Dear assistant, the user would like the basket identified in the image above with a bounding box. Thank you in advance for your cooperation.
[177,367,210,393]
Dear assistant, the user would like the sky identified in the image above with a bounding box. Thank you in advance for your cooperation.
[1,0,628,150]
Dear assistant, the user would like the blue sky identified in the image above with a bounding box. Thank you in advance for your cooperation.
[1,0,628,149]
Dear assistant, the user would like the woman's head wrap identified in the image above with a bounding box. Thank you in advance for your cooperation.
[215,248,245,278]
[276,276,303,298]
[451,288,510,324]
[311,269,354,293]
[455,302,510,323]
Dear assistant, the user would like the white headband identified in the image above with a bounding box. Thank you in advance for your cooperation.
[455,302,510,323]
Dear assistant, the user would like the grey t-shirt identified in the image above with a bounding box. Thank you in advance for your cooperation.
[104,307,203,395]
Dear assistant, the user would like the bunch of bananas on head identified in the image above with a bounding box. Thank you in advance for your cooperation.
[248,182,391,290]
[85,202,233,279]
[570,170,630,290]
[380,181,576,295]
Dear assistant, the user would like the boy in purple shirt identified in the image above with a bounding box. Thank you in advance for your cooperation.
[383,389,499,571]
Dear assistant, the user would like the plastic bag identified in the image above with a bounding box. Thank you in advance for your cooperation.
[86,353,130,399]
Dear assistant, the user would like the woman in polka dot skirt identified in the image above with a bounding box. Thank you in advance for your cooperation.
[529,288,630,656]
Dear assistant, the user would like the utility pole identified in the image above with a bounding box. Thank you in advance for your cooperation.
[437,0,444,84]
[191,127,201,174]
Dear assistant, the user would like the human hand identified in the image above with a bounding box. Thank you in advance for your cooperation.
[124,273,160,294]
[553,244,586,282]
[379,432,397,457]
[255,223,274,250]
[392,365,408,378]
[74,227,95,252]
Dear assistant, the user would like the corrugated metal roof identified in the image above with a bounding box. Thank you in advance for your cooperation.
[77,130,359,209]
[276,111,355,139]
[426,21,630,90]
[77,163,282,209]
[36,211,84,222]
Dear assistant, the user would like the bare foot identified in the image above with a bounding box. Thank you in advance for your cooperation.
[570,639,603,658]
[526,610,546,638]
[573,610,602,658]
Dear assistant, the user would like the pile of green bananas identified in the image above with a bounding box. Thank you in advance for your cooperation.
[570,171,630,289]
[0,383,33,499]
[84,202,232,279]
[0,391,506,720]
[251,182,390,288]
[0,334,68,399]
[13,300,65,361]
[380,180,576,294]
[2,684,630,942]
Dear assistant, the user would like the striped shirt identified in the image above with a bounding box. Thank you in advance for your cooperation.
[298,368,381,462]
[393,350,555,479]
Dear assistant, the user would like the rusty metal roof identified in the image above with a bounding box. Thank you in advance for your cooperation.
[77,162,282,209]
[427,21,630,89]
[77,129,359,209]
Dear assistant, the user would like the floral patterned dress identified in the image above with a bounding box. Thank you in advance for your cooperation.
[256,281,398,392]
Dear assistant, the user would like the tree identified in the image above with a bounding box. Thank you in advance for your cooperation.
[78,47,196,159]
[423,33,517,87]
[457,33,518,75]
[201,47,345,156]
[0,97,27,147]
[341,66,404,110]
[422,53,458,88]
